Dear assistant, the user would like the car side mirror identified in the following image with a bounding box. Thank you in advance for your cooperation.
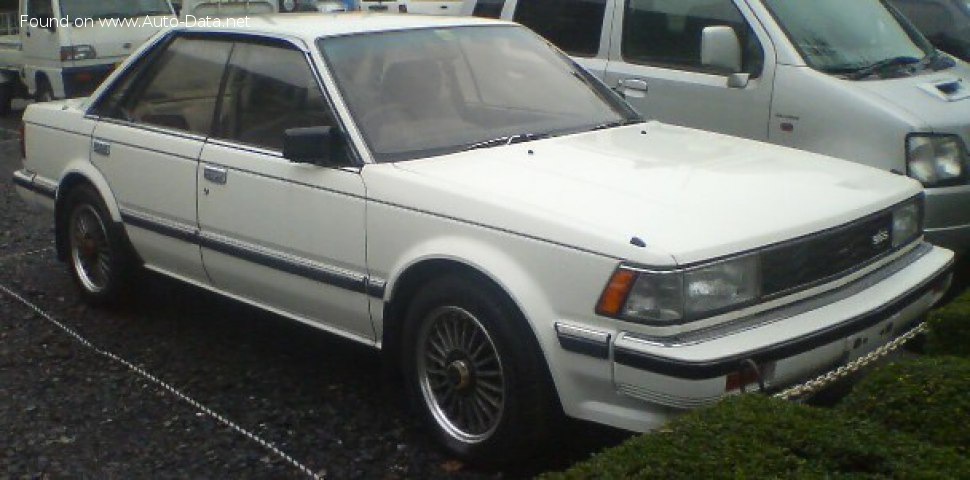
[701,26,743,77]
[283,126,347,166]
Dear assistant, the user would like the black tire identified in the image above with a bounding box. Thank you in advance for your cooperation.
[0,83,12,116]
[61,184,135,306]
[35,77,54,103]
[401,275,559,465]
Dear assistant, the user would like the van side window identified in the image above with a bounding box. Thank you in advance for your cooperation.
[622,0,765,76]
[472,0,506,18]
[97,37,232,135]
[513,0,608,57]
[891,0,952,39]
[214,41,336,152]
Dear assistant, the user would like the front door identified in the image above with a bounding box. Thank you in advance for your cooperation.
[197,39,372,342]
[604,0,775,140]
[89,35,233,282]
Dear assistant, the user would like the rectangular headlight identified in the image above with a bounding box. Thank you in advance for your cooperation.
[891,197,923,248]
[906,134,968,187]
[684,254,760,317]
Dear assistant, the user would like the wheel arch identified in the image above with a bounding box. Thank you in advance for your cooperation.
[379,241,559,393]
[55,164,123,260]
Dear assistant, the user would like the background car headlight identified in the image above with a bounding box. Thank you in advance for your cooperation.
[906,134,968,187]
[891,197,923,248]
[684,255,760,317]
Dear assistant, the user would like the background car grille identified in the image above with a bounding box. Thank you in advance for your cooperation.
[760,212,894,297]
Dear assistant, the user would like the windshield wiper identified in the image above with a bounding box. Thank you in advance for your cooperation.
[844,56,922,80]
[591,117,645,131]
[463,133,548,151]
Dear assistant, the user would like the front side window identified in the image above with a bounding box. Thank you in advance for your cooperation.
[27,0,54,18]
[513,0,608,57]
[95,36,232,135]
[622,0,765,76]
[763,0,935,75]
[472,0,505,18]
[214,41,336,152]
[320,25,639,163]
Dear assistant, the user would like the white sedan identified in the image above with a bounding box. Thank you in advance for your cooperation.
[12,14,955,463]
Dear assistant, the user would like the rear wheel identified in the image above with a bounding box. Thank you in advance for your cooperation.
[62,185,135,305]
[402,275,559,465]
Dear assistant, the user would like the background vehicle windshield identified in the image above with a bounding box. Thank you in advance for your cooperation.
[59,0,173,19]
[764,0,934,74]
[319,25,639,163]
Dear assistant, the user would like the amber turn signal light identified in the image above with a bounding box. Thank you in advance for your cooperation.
[596,269,637,317]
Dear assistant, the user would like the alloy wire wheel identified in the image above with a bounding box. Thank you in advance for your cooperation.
[62,185,135,305]
[69,203,112,294]
[417,306,505,443]
[402,275,561,465]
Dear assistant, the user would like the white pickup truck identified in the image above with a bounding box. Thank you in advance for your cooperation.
[0,0,175,114]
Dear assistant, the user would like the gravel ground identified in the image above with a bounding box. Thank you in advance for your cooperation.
[0,109,627,479]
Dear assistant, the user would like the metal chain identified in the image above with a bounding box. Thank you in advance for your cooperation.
[0,245,54,265]
[772,322,927,401]
[0,266,324,480]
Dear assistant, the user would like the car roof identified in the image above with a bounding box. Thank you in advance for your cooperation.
[180,12,514,41]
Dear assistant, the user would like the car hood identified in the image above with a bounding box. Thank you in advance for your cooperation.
[366,122,923,266]
[852,62,970,141]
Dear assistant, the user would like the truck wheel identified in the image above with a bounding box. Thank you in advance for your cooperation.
[401,275,558,465]
[35,78,54,103]
[62,185,135,306]
[0,83,12,116]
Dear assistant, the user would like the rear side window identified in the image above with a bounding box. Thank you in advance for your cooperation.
[213,41,336,152]
[513,0,608,57]
[622,0,765,76]
[95,36,232,135]
[472,0,505,18]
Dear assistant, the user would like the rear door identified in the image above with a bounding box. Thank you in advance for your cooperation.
[197,38,372,342]
[89,35,232,282]
[603,0,775,140]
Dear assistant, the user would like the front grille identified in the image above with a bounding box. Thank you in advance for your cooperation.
[761,211,894,297]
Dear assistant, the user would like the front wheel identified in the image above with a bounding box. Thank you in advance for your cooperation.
[63,185,135,305]
[402,275,559,465]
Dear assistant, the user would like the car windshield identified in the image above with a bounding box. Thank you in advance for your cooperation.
[59,0,174,19]
[763,0,936,77]
[318,25,640,163]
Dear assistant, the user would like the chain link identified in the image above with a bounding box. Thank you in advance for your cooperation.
[0,256,324,480]
[772,322,927,401]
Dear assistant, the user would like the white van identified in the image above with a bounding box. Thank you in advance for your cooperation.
[360,1,462,15]
[463,0,970,255]
[0,0,175,112]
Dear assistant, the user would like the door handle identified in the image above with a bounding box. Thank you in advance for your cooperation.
[92,139,111,156]
[618,78,649,99]
[203,165,228,185]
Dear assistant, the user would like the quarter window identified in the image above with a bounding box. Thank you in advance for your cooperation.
[472,0,505,18]
[513,0,608,57]
[622,0,765,76]
[214,41,336,152]
[95,37,232,135]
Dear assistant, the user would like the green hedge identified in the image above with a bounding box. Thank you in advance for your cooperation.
[924,290,970,357]
[840,356,970,454]
[539,395,969,479]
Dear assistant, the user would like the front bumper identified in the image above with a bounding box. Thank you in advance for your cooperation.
[925,183,970,254]
[608,243,952,409]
